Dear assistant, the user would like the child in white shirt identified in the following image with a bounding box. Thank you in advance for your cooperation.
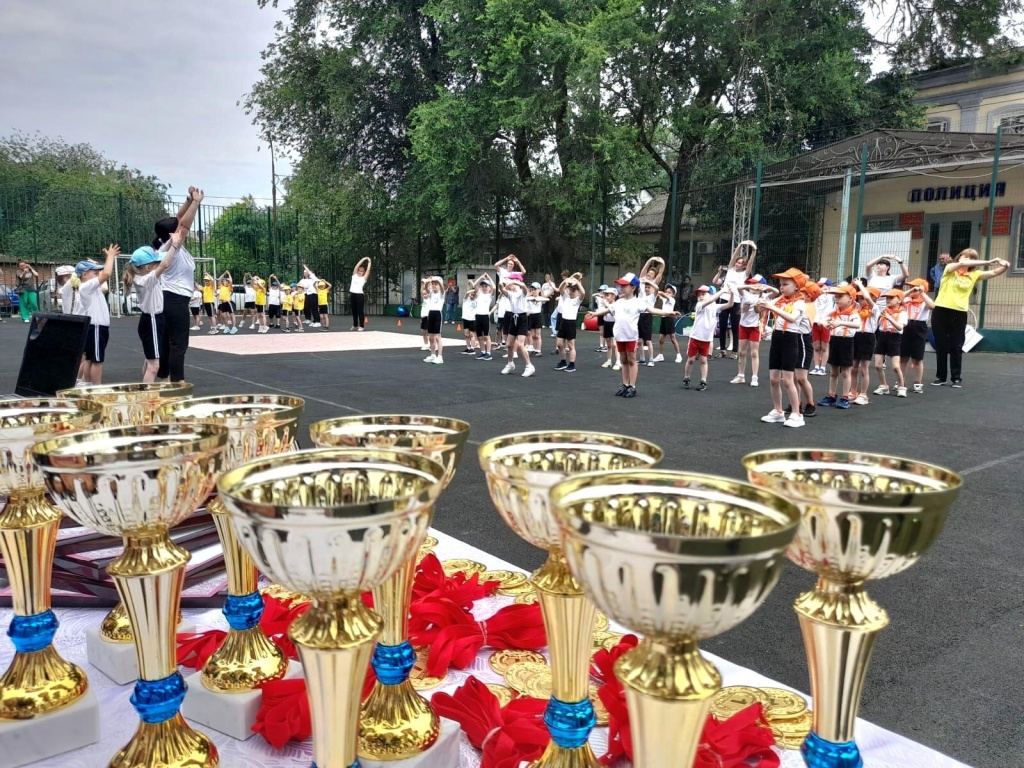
[683,286,734,391]
[75,244,119,384]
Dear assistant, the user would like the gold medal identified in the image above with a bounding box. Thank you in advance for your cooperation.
[409,648,445,691]
[421,535,439,549]
[503,661,552,699]
[488,649,546,676]
[592,630,621,649]
[760,687,808,720]
[441,558,487,576]
[496,573,533,595]
[710,686,770,721]
[486,683,516,708]
[771,711,812,749]
[590,686,608,726]
[593,611,609,632]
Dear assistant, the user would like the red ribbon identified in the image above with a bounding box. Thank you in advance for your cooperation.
[409,597,546,677]
[252,678,312,748]
[414,553,502,608]
[176,629,227,670]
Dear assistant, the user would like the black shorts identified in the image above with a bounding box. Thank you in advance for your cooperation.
[420,315,428,331]
[203,302,215,318]
[500,311,513,334]
[602,320,614,339]
[767,330,801,372]
[557,317,578,341]
[318,303,328,314]
[427,310,442,334]
[874,331,901,358]
[900,320,928,361]
[659,317,675,336]
[256,305,265,314]
[85,324,110,364]
[797,333,813,370]
[528,313,542,330]
[853,332,875,361]
[507,313,529,336]
[638,313,653,342]
[137,313,165,360]
[244,301,256,310]
[268,305,281,319]
[218,302,233,313]
[190,306,200,317]
[463,319,476,334]
[827,336,855,369]
[475,314,490,337]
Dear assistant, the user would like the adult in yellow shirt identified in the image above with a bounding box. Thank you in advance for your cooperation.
[932,248,1008,387]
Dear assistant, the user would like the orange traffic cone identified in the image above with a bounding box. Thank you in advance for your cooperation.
[456,323,462,332]
[397,319,402,327]
[364,316,369,326]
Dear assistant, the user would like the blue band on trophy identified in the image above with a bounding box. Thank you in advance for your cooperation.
[131,672,188,724]
[544,695,597,749]
[802,732,864,768]
[223,590,264,631]
[7,609,59,653]
[370,640,416,685]
[311,763,359,768]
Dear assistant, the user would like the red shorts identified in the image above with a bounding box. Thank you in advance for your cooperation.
[811,325,831,343]
[687,338,712,358]
[616,340,638,354]
[738,325,761,343]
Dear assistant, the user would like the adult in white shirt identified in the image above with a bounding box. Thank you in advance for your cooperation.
[712,240,758,357]
[124,233,182,381]
[75,244,119,384]
[155,188,203,382]
[864,254,909,294]
[301,264,322,326]
[350,258,370,331]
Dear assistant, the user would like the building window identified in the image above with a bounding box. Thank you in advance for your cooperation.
[989,105,1024,134]
[926,119,949,132]
[863,216,896,233]
[999,113,1024,135]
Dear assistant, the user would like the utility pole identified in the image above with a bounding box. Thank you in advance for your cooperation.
[269,135,280,277]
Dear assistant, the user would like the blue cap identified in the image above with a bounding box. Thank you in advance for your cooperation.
[75,260,103,277]
[130,246,161,267]
[271,280,279,286]
[290,282,297,288]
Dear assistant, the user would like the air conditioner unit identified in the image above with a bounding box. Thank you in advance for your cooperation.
[696,241,717,255]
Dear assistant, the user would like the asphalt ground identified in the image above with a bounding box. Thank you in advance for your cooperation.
[2,314,1021,767]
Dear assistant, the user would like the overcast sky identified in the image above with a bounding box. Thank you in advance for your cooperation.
[0,0,291,204]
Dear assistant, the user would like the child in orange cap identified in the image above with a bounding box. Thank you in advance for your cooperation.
[757,268,808,428]
[900,279,935,393]
[851,281,880,404]
[816,284,860,409]
[873,288,908,397]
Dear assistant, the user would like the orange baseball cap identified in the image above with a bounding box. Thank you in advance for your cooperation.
[828,285,858,300]
[882,288,905,300]
[772,268,808,287]
[907,278,929,290]
[866,287,882,299]
[801,282,822,300]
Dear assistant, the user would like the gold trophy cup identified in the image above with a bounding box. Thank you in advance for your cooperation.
[309,415,470,761]
[218,448,447,768]
[32,423,228,768]
[549,469,801,768]
[156,394,305,695]
[478,432,664,768]
[743,449,962,768]
[0,398,102,720]
[57,381,194,644]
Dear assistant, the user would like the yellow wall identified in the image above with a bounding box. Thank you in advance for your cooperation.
[923,104,961,131]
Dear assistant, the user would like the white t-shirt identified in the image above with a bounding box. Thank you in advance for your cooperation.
[739,292,761,328]
[496,294,511,315]
[497,266,511,284]
[661,295,675,314]
[350,274,366,294]
[813,294,834,326]
[773,297,807,334]
[158,242,196,298]
[690,299,723,343]
[860,302,883,334]
[59,281,82,316]
[612,296,648,341]
[462,297,476,320]
[424,289,444,312]
[643,288,657,308]
[506,286,528,315]
[722,267,748,295]
[867,273,897,293]
[527,295,543,314]
[134,271,164,315]
[78,277,110,326]
[541,281,557,299]
[303,274,318,296]
[267,287,281,306]
[189,289,202,309]
[558,291,582,321]
[475,290,493,315]
[244,285,256,303]
[878,307,908,334]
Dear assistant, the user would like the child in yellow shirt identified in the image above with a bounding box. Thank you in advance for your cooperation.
[217,271,237,334]
[281,286,294,332]
[291,284,306,333]
[316,279,332,330]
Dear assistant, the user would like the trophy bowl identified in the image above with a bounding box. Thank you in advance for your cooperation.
[309,415,470,761]
[156,395,305,694]
[0,398,104,720]
[32,423,228,768]
[218,448,447,768]
[550,469,800,768]
[478,431,664,768]
[742,449,963,768]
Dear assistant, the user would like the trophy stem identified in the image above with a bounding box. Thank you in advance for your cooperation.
[531,549,602,768]
[108,530,218,768]
[200,499,287,692]
[100,602,134,643]
[359,556,440,760]
[292,596,382,768]
[795,578,889,767]
[0,489,88,719]
[615,637,722,768]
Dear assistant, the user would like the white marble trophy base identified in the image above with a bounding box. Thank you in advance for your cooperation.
[0,688,100,768]
[86,622,195,685]
[180,661,305,741]
[361,717,462,768]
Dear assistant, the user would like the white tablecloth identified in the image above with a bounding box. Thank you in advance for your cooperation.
[0,530,971,767]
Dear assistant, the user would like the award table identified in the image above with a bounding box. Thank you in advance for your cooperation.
[0,529,972,768]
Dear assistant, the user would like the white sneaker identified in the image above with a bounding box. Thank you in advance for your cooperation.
[913,383,924,393]
[208,329,218,335]
[601,360,612,368]
[896,386,907,397]
[522,366,535,378]
[675,354,683,363]
[730,374,745,384]
[612,363,621,371]
[423,355,435,363]
[653,354,665,363]
[854,394,869,405]
[784,413,805,428]
[761,410,786,423]
[513,351,518,359]
[750,375,759,387]
[191,326,200,331]
[501,362,515,375]
[646,361,655,367]
[873,385,889,395]
[433,356,444,365]
[420,345,430,351]
[312,322,321,327]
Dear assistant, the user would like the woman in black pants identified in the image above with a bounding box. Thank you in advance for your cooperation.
[931,249,1008,387]
[154,188,203,382]
[349,257,371,331]
[712,240,758,357]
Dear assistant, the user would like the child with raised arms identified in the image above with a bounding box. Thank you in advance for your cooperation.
[872,289,908,397]
[123,233,182,381]
[815,284,861,409]
[757,268,809,428]
[732,275,769,386]
[473,274,495,360]
[683,284,733,391]
[900,279,934,393]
